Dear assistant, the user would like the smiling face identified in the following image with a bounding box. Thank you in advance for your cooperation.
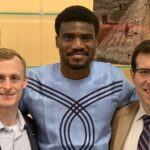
[56,21,97,72]
[131,53,150,113]
[0,56,27,110]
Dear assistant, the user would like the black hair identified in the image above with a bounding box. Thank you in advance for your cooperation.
[55,5,100,36]
[131,40,150,72]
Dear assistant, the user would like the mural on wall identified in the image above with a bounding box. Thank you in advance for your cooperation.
[93,0,150,65]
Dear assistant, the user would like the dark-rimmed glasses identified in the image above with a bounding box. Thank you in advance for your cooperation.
[134,68,150,77]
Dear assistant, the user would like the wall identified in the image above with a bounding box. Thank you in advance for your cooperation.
[0,0,132,80]
[120,66,132,82]
[0,0,93,66]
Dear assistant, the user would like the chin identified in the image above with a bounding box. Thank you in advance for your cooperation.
[70,64,87,70]
[69,61,88,69]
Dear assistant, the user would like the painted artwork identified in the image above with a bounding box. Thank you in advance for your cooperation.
[94,0,150,65]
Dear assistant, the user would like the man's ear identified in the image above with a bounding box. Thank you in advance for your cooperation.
[56,35,59,48]
[23,76,28,89]
[130,69,135,84]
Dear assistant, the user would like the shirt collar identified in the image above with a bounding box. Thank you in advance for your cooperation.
[0,121,4,130]
[17,109,26,131]
[135,102,149,121]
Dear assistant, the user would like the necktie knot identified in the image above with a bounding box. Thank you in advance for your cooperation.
[137,115,150,150]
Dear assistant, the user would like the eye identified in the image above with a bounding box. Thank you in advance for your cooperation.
[0,75,5,82]
[10,75,21,81]
[82,35,93,42]
[136,68,150,77]
[62,34,74,41]
[139,70,148,74]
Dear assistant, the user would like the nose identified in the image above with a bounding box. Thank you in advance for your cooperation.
[145,76,150,85]
[146,78,150,83]
[72,38,84,49]
[3,79,12,90]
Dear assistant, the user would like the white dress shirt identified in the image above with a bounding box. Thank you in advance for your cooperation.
[0,110,31,150]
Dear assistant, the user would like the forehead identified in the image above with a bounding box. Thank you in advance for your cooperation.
[136,53,150,67]
[59,21,95,35]
[0,57,24,73]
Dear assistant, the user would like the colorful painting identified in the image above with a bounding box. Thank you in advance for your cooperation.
[94,0,150,65]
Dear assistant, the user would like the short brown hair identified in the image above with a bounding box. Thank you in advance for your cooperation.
[0,48,26,75]
[131,40,150,72]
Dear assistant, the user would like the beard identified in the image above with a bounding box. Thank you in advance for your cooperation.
[68,62,88,70]
[64,57,92,70]
[60,49,95,70]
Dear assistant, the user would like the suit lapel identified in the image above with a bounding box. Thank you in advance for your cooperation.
[24,116,39,150]
[115,112,136,149]
[112,102,139,150]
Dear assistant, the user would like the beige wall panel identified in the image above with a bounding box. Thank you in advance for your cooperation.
[42,16,59,64]
[0,0,41,12]
[0,0,94,66]
[42,0,93,12]
[0,15,42,66]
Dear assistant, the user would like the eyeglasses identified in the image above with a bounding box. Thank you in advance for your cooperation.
[134,68,150,77]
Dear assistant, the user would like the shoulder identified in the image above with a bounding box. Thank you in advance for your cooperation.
[23,115,35,127]
[27,63,59,79]
[23,115,37,137]
[92,61,123,73]
[92,61,124,79]
[114,101,139,118]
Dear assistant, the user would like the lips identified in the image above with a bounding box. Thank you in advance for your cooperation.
[67,50,88,56]
[0,93,15,96]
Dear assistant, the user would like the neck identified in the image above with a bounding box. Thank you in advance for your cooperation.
[0,107,18,126]
[142,103,150,114]
[60,65,90,80]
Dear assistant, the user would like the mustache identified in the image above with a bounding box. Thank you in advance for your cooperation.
[67,50,89,56]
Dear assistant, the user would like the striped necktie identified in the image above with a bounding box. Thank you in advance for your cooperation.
[137,115,150,150]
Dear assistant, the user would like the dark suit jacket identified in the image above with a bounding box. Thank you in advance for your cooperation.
[24,115,39,150]
[109,101,139,150]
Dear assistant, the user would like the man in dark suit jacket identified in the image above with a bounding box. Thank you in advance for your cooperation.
[110,40,150,150]
[0,48,39,150]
